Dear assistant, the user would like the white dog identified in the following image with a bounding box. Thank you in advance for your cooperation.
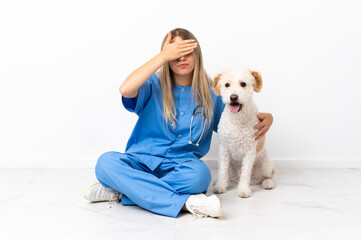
[213,68,275,198]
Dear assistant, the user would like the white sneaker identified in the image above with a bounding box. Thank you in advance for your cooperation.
[83,181,121,203]
[185,193,223,218]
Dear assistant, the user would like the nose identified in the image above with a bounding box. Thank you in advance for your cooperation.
[177,55,186,61]
[230,94,238,102]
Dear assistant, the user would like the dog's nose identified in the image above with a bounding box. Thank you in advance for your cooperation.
[230,94,238,102]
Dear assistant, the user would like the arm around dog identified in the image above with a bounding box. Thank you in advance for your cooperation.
[253,112,273,140]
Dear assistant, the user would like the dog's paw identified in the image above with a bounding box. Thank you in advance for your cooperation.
[262,179,275,190]
[213,184,227,194]
[238,188,252,198]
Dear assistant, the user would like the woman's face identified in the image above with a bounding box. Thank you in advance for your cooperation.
[168,36,195,78]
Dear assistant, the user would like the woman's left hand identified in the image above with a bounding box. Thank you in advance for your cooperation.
[253,112,273,140]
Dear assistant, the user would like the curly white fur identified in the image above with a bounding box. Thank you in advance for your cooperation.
[213,68,276,198]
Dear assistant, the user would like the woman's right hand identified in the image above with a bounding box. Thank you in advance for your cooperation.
[160,32,198,62]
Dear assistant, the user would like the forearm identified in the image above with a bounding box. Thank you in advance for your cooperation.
[119,53,166,98]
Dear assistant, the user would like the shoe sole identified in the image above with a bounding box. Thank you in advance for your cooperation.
[83,181,100,201]
[209,195,223,217]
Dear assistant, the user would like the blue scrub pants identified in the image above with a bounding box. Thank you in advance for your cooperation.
[95,151,212,218]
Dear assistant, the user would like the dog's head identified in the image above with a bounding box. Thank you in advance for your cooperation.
[213,68,262,113]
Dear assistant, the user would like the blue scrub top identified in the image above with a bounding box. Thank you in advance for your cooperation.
[122,73,225,170]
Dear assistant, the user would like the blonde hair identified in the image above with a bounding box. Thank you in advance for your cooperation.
[158,28,213,129]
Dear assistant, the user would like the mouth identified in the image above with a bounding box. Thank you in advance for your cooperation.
[178,64,188,68]
[230,103,242,113]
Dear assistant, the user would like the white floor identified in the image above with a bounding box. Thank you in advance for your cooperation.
[1,165,361,240]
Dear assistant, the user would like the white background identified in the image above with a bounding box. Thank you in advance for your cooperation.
[0,0,360,168]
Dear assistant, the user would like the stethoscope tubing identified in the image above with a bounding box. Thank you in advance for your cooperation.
[189,105,206,147]
[171,105,206,147]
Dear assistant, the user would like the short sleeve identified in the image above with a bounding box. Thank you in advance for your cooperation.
[121,74,153,115]
[213,94,225,133]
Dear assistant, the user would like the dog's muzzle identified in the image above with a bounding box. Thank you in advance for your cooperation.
[230,94,242,113]
[230,102,242,113]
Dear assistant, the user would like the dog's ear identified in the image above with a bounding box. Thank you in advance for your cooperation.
[213,73,222,96]
[251,71,262,92]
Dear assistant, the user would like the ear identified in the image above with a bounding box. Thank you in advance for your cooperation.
[251,71,262,92]
[213,73,222,96]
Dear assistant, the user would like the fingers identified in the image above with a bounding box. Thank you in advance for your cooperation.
[254,126,268,140]
[253,119,268,140]
[253,112,273,140]
[179,42,197,49]
[166,32,172,43]
[253,122,264,130]
[167,35,195,46]
[176,40,197,48]
[257,112,266,120]
[178,43,197,54]
[180,49,195,57]
[179,45,197,54]
[176,42,197,57]
[163,34,197,61]
[183,39,196,44]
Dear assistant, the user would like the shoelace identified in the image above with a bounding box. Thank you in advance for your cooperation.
[186,200,208,219]
[105,191,120,209]
[107,198,119,209]
[188,206,208,219]
[100,191,115,199]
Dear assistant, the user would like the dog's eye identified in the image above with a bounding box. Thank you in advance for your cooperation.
[225,83,230,88]
[241,82,246,87]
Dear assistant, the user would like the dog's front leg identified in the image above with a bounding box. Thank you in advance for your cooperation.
[213,144,231,194]
[238,150,256,198]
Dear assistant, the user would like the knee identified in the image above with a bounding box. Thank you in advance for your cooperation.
[185,161,212,194]
[95,151,121,176]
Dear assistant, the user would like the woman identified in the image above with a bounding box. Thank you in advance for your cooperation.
[83,28,273,218]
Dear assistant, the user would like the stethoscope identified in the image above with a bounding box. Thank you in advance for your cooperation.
[171,105,206,147]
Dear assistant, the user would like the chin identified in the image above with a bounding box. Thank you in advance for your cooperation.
[174,70,193,76]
